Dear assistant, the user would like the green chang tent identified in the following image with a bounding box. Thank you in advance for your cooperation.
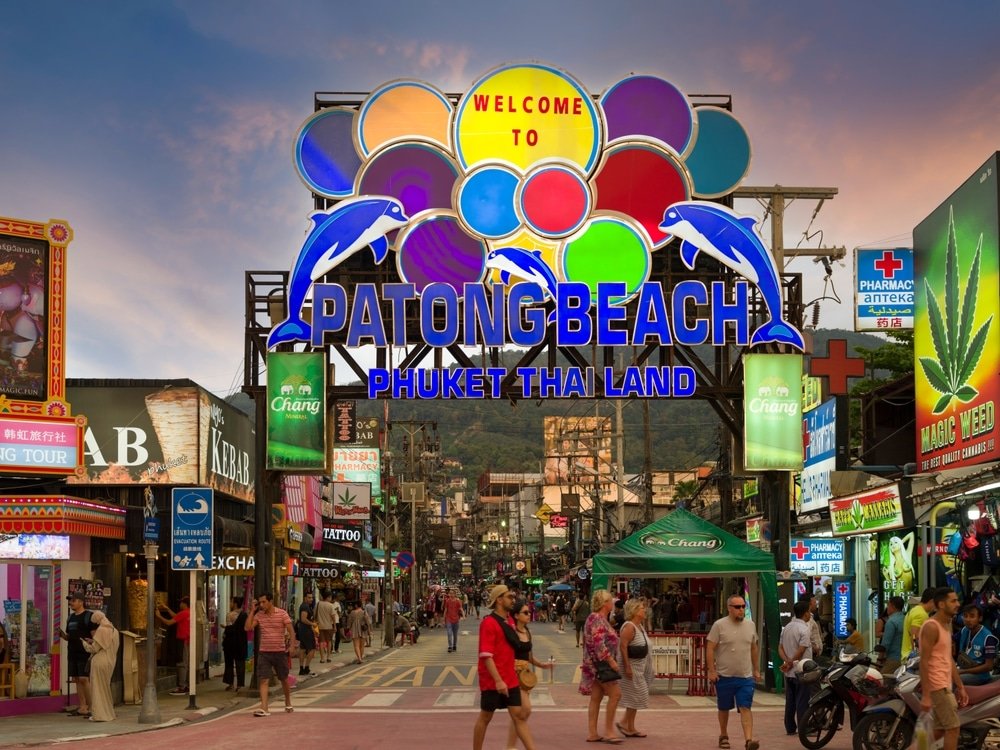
[591,508,779,686]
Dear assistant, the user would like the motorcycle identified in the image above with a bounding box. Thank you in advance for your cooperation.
[853,655,1000,750]
[798,649,888,749]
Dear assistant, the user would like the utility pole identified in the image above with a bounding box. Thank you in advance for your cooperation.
[614,400,625,541]
[642,399,653,525]
[733,186,842,571]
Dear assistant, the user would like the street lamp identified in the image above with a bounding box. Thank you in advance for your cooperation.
[137,541,161,724]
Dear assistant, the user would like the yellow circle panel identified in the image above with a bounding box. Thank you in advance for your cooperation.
[455,65,601,173]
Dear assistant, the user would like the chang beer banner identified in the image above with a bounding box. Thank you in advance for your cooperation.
[266,352,327,471]
[743,354,804,471]
[914,153,1000,472]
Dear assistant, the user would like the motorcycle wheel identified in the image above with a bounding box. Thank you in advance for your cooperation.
[852,713,914,750]
[799,699,843,749]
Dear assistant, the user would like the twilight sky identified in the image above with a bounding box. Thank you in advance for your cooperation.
[1,1,998,397]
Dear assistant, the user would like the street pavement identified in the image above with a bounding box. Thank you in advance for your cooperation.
[0,618,856,749]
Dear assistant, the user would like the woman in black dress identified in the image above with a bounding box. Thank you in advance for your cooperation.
[506,599,554,749]
[222,596,247,691]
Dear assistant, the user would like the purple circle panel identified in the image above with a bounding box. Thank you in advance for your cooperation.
[358,143,459,217]
[601,76,694,154]
[398,215,486,294]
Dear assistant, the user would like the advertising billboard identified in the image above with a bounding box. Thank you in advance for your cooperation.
[914,153,1000,472]
[266,352,327,471]
[0,217,72,412]
[879,529,918,603]
[799,397,848,514]
[743,354,804,471]
[331,447,381,506]
[269,63,803,400]
[829,482,911,536]
[66,383,255,502]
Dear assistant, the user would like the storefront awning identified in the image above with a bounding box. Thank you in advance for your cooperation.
[0,495,126,539]
[308,540,379,570]
[214,516,254,549]
[591,507,776,589]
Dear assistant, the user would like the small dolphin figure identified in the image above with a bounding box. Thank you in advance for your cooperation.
[268,196,408,348]
[659,201,805,350]
[485,246,561,321]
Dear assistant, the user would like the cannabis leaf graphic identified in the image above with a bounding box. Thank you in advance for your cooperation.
[850,498,865,531]
[338,489,357,507]
[919,206,993,414]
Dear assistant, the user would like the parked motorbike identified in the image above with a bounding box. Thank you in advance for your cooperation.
[798,649,887,749]
[853,655,1000,750]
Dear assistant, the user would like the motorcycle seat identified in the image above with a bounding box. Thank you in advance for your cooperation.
[964,679,1000,706]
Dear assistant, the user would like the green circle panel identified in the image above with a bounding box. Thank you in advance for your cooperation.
[561,217,650,304]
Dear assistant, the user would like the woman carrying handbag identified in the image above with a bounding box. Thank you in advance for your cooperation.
[618,599,654,738]
[580,589,622,744]
[504,599,554,750]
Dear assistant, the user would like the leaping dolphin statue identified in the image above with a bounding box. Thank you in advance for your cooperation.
[268,196,408,348]
[485,246,560,322]
[659,201,805,350]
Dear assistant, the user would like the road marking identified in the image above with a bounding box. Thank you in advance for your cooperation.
[354,690,406,707]
[434,690,476,707]
[432,665,477,686]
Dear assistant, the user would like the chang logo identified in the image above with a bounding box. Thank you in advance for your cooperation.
[639,532,724,553]
[270,375,322,416]
[748,376,799,417]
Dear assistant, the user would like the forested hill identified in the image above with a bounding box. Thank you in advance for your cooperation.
[229,329,891,485]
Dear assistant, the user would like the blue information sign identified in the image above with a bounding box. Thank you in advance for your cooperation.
[171,488,214,570]
[833,579,853,639]
[855,248,914,331]
[144,518,160,543]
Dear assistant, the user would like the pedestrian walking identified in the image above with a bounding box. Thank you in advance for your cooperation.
[473,585,537,750]
[222,596,247,691]
[81,611,119,722]
[778,599,814,735]
[706,594,761,750]
[58,592,95,716]
[444,589,464,652]
[920,587,969,750]
[571,592,588,647]
[296,591,317,675]
[880,596,905,674]
[245,593,295,717]
[617,598,653,738]
[504,598,554,750]
[315,591,336,663]
[345,600,369,664]
[156,595,192,695]
[580,588,622,744]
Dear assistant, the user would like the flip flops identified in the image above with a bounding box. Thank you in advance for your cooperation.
[253,709,270,717]
[617,723,647,738]
[284,705,294,713]
[719,737,730,749]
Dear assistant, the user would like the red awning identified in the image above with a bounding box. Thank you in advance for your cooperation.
[0,495,127,539]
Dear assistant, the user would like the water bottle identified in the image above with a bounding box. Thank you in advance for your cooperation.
[549,655,555,684]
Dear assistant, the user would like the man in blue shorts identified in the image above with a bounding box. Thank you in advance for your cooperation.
[707,594,761,750]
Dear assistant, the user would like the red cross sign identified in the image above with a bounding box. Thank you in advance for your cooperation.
[873,250,904,278]
[790,540,810,560]
[810,339,866,395]
[837,583,849,595]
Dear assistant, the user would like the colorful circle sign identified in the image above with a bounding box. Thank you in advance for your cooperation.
[686,107,752,199]
[456,163,522,239]
[561,216,650,304]
[591,141,691,248]
[396,212,487,294]
[600,75,696,157]
[357,80,453,157]
[518,163,592,238]
[356,140,460,220]
[294,108,362,199]
[454,63,602,173]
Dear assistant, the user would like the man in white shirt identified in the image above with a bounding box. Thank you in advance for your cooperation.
[779,600,814,736]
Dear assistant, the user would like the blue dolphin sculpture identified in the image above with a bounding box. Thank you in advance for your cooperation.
[268,196,408,348]
[659,201,804,350]
[485,246,561,322]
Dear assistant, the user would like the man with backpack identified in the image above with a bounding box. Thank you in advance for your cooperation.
[59,593,95,716]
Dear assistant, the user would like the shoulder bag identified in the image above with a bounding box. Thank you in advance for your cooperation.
[595,658,621,683]
[514,659,537,690]
[626,624,649,659]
